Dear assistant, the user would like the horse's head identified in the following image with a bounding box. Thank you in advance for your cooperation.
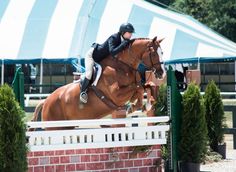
[137,37,164,79]
[117,37,164,79]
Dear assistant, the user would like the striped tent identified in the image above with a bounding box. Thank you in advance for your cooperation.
[1,0,236,65]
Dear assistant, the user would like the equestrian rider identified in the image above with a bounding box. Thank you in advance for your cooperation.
[80,23,135,103]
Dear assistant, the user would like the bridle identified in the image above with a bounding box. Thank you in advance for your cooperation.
[127,40,163,71]
[115,39,164,86]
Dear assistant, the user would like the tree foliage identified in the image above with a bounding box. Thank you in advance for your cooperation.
[179,83,208,163]
[0,84,28,172]
[154,84,167,116]
[204,80,225,152]
[171,0,236,42]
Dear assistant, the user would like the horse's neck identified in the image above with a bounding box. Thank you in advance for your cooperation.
[118,40,149,69]
[100,56,133,73]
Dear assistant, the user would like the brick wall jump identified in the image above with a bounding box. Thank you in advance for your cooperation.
[27,145,162,172]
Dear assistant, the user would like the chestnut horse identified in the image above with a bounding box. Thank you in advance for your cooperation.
[32,37,164,127]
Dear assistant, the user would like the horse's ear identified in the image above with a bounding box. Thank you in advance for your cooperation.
[157,38,164,44]
[152,36,157,42]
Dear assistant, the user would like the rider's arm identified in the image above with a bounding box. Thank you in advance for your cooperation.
[108,36,129,57]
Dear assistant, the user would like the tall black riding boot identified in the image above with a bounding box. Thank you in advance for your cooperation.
[80,78,90,103]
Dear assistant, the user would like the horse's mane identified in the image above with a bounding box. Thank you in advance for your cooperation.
[131,38,150,41]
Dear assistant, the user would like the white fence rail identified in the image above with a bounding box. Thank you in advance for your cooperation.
[24,93,50,106]
[27,117,169,151]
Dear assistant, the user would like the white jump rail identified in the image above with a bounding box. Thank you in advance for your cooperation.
[27,117,170,151]
[24,94,50,106]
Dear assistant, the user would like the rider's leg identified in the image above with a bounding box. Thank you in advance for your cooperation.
[80,48,94,103]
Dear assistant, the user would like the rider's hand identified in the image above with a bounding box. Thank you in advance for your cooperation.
[121,40,129,48]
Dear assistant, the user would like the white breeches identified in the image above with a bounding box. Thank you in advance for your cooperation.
[85,48,95,80]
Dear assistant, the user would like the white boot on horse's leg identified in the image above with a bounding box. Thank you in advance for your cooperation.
[80,91,88,103]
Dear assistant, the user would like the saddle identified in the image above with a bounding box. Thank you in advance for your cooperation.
[74,63,102,87]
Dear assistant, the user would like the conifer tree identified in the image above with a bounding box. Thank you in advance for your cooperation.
[204,80,225,152]
[0,84,28,172]
[179,83,208,163]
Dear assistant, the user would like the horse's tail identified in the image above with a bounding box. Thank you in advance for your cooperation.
[32,100,44,122]
[28,100,45,132]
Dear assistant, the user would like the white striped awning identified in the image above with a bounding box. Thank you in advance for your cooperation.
[0,0,236,64]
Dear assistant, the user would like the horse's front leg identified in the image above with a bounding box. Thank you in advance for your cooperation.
[127,87,144,114]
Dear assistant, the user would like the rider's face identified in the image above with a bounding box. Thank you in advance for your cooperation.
[123,32,132,40]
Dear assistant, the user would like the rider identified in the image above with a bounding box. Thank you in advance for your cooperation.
[80,23,135,103]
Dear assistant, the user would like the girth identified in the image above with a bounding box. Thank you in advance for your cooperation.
[91,86,125,110]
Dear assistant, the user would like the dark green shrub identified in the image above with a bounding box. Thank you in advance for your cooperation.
[179,83,208,163]
[154,84,169,162]
[154,84,167,116]
[0,84,28,172]
[204,80,225,151]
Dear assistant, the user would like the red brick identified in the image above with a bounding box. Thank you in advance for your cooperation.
[120,169,128,172]
[94,148,104,154]
[45,151,54,156]
[149,166,159,172]
[55,165,65,172]
[33,151,44,157]
[153,158,162,166]
[91,154,100,161]
[50,157,59,164]
[114,147,123,152]
[133,159,142,166]
[60,156,70,163]
[123,146,133,152]
[104,162,115,169]
[140,167,148,172]
[70,155,80,163]
[152,145,161,150]
[119,153,129,159]
[104,148,112,153]
[39,157,49,165]
[65,149,75,155]
[28,167,33,172]
[27,152,33,157]
[115,161,124,168]
[81,155,90,162]
[129,153,137,159]
[143,159,152,166]
[110,170,119,172]
[86,162,104,170]
[34,166,44,172]
[148,150,157,158]
[100,154,109,161]
[29,157,39,166]
[45,166,55,172]
[55,150,64,155]
[138,152,147,158]
[66,164,76,171]
[86,148,104,154]
[129,168,139,172]
[124,160,133,167]
[157,150,161,157]
[75,149,85,154]
[76,164,86,171]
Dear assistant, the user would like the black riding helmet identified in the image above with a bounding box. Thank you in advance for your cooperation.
[119,23,135,34]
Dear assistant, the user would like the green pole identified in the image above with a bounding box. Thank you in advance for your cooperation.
[19,70,25,109]
[167,66,182,172]
[12,67,24,109]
